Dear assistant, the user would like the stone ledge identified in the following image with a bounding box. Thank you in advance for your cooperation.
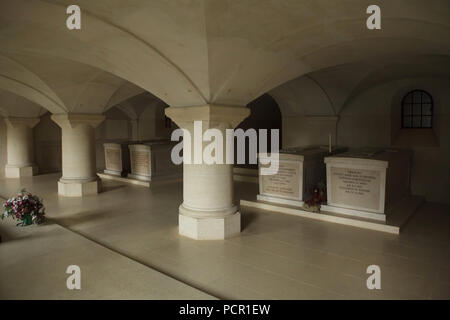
[321,204,386,222]
[241,195,424,235]
[257,194,304,208]
[98,172,150,187]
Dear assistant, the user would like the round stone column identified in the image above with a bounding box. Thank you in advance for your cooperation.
[165,105,250,240]
[4,117,40,178]
[51,114,105,197]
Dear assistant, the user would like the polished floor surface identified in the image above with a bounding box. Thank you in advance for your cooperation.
[0,173,449,299]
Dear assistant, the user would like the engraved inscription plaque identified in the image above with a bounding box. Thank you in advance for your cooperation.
[261,161,300,199]
[330,167,380,211]
[132,151,150,175]
[105,149,121,171]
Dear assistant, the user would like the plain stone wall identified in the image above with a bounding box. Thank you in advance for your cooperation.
[34,113,62,174]
[138,106,157,140]
[283,116,338,148]
[236,94,282,169]
[0,116,6,177]
[154,104,173,139]
[138,103,172,140]
[96,108,132,171]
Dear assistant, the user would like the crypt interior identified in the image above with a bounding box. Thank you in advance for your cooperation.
[0,0,449,299]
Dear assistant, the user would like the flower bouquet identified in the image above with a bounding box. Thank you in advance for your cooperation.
[302,181,327,213]
[1,189,46,226]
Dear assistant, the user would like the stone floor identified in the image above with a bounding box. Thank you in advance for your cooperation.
[0,173,449,299]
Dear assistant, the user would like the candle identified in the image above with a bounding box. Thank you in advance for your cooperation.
[329,134,332,153]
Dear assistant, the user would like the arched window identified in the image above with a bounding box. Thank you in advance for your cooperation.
[402,90,433,128]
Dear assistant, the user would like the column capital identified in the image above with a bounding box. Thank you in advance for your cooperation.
[51,114,105,129]
[4,117,40,128]
[165,104,250,129]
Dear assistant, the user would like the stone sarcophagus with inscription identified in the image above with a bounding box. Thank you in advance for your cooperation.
[128,141,182,181]
[257,146,347,207]
[104,143,131,177]
[322,148,412,221]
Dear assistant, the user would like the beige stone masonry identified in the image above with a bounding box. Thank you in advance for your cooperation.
[4,117,40,178]
[51,114,105,197]
[165,104,250,240]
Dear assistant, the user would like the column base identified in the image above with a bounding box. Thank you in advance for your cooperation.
[179,212,241,240]
[58,179,101,197]
[5,165,37,178]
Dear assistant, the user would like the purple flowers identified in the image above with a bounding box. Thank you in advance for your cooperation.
[1,189,45,226]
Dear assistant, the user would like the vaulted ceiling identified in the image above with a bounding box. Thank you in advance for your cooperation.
[270,55,450,117]
[0,0,449,116]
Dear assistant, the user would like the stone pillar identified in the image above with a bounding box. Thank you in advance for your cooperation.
[165,105,250,240]
[51,114,105,197]
[4,117,40,178]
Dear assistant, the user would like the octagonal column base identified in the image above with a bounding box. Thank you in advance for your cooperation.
[5,165,38,178]
[58,179,101,197]
[179,211,241,240]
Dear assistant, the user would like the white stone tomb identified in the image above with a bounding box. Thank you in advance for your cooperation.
[257,146,347,207]
[322,148,412,222]
[128,141,182,181]
[103,142,131,177]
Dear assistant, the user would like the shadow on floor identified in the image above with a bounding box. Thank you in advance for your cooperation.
[53,210,112,229]
[241,210,259,231]
[101,184,126,193]
[0,219,57,242]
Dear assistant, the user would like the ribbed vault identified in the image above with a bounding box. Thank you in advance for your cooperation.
[1,0,449,111]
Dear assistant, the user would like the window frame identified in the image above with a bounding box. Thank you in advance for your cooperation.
[401,89,433,129]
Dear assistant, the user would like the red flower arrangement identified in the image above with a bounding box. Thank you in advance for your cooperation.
[1,189,46,226]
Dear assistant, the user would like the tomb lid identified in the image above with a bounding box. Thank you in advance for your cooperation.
[104,142,121,148]
[138,138,170,145]
[103,140,139,147]
[279,145,347,156]
[325,147,412,166]
[259,145,348,163]
[129,139,171,147]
